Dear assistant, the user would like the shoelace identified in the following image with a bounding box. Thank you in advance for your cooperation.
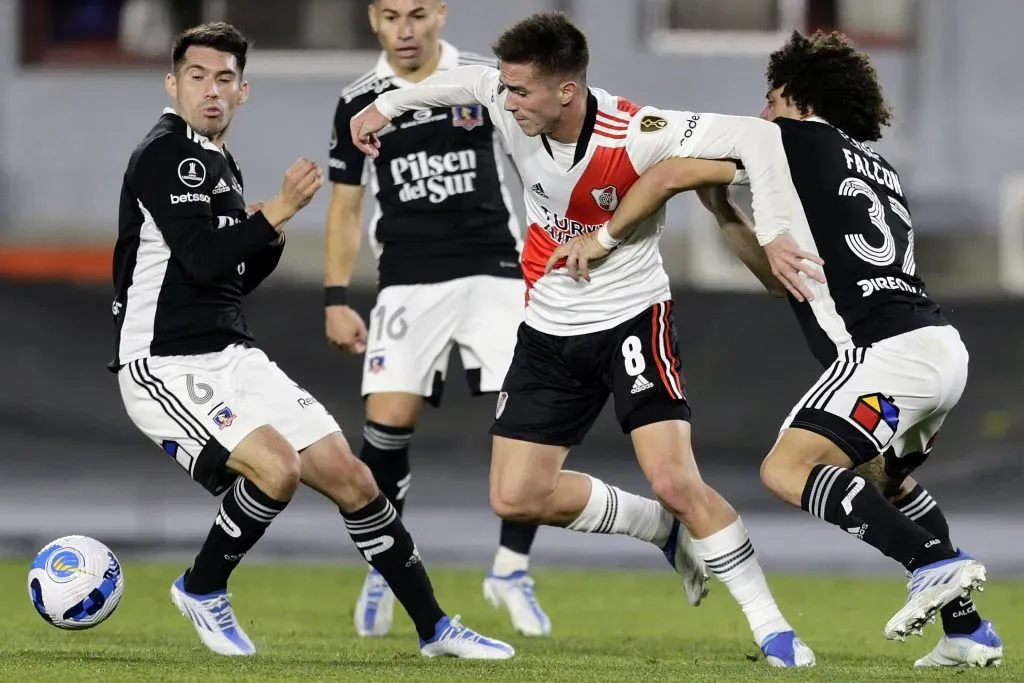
[201,593,239,632]
[440,615,484,643]
[510,576,540,606]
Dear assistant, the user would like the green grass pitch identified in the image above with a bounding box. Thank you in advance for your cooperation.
[0,561,1018,681]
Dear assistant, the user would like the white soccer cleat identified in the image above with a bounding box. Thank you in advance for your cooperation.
[760,630,817,668]
[483,571,552,637]
[660,518,709,606]
[419,615,515,659]
[170,572,255,656]
[884,551,987,641]
[354,567,395,637]
[914,620,1003,668]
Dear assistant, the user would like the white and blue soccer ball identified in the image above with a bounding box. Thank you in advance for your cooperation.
[27,535,125,630]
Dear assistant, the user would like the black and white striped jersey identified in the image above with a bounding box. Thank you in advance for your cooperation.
[776,117,947,367]
[329,41,522,288]
[110,109,284,370]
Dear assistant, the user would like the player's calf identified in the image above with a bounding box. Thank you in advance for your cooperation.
[633,421,805,655]
[173,427,298,655]
[303,433,510,656]
[186,427,298,596]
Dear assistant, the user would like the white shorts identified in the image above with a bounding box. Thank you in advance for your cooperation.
[361,275,524,405]
[118,344,341,495]
[780,325,969,467]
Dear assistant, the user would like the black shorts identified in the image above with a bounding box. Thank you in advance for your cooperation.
[490,301,691,447]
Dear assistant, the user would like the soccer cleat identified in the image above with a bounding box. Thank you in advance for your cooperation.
[419,615,515,659]
[170,572,255,656]
[760,630,817,667]
[483,570,552,637]
[660,518,709,606]
[354,567,395,637]
[914,620,1002,668]
[884,550,987,641]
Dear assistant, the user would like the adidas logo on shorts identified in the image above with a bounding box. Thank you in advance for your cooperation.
[630,374,654,395]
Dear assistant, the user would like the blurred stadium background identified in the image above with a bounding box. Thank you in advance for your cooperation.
[0,0,1020,578]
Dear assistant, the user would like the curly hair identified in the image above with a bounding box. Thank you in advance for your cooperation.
[766,30,892,142]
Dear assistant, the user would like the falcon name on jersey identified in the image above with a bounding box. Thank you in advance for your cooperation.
[774,116,945,366]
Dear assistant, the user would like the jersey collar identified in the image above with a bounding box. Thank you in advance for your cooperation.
[374,40,460,88]
[162,107,223,154]
[540,90,598,168]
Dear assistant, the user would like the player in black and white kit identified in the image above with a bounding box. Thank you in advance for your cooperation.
[111,21,512,661]
[323,0,549,637]
[568,30,1000,667]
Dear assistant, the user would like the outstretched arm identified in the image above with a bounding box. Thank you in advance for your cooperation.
[697,187,786,297]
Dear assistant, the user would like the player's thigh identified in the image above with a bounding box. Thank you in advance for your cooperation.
[117,352,264,495]
[778,338,953,469]
[361,282,463,403]
[454,275,524,395]
[232,347,343,453]
[887,325,969,461]
[489,321,608,449]
[609,301,691,435]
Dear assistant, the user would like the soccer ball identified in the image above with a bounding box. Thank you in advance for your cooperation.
[27,535,125,630]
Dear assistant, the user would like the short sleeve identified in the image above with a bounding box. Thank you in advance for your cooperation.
[329,95,369,186]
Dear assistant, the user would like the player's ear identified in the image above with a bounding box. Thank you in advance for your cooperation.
[164,72,177,99]
[435,2,448,27]
[559,80,579,107]
[368,2,379,34]
[238,79,249,106]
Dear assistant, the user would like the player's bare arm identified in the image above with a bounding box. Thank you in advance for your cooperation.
[324,183,369,354]
[696,186,786,297]
[349,64,496,157]
[543,157,741,282]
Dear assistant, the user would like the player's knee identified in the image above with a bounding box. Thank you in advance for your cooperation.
[489,485,545,523]
[649,468,706,517]
[308,437,380,510]
[759,452,800,500]
[261,448,302,500]
[365,393,422,430]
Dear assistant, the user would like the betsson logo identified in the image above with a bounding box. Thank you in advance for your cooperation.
[169,192,211,204]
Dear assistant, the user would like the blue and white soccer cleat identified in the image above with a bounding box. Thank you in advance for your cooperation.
[914,620,1002,668]
[660,518,709,606]
[354,567,395,637]
[170,572,255,656]
[419,615,515,659]
[884,550,987,641]
[483,570,552,636]
[760,630,817,667]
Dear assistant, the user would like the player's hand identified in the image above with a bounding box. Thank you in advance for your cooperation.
[245,201,265,216]
[350,104,390,159]
[544,231,611,282]
[280,158,323,212]
[762,232,826,302]
[325,305,368,354]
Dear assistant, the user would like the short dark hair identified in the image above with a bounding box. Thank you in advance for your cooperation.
[491,12,589,80]
[767,30,893,142]
[172,22,251,75]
